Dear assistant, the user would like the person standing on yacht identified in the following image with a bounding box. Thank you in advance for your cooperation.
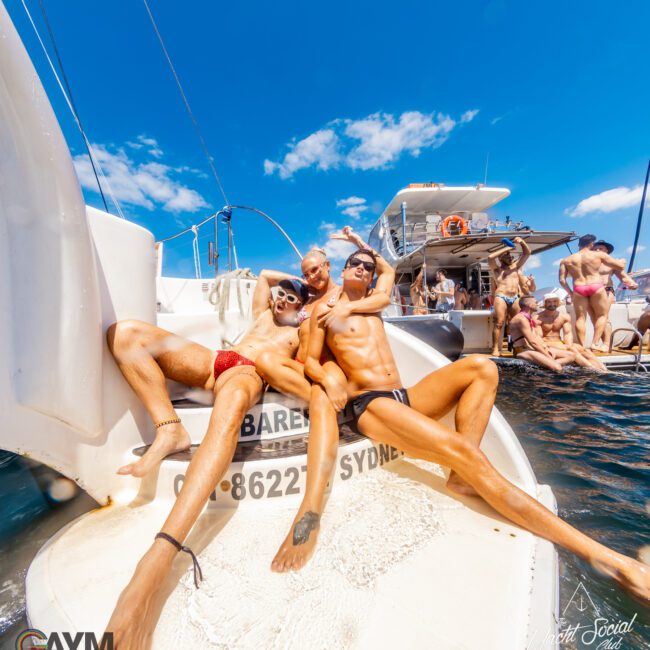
[589,240,638,349]
[104,271,310,646]
[409,267,428,315]
[294,258,650,603]
[488,236,531,356]
[431,269,455,312]
[453,281,469,310]
[559,234,628,352]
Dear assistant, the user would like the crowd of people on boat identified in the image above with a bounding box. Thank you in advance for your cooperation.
[406,231,645,373]
[103,225,649,648]
[488,233,640,371]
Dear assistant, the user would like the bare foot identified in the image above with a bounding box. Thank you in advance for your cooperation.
[491,349,501,358]
[590,345,608,354]
[595,556,650,605]
[271,510,321,573]
[446,471,479,497]
[118,423,191,477]
[106,545,173,649]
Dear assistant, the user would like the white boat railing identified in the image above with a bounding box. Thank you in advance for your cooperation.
[609,326,648,372]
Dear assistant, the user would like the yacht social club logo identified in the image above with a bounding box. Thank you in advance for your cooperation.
[15,629,113,650]
[527,581,638,649]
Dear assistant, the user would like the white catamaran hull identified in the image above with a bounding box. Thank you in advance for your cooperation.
[0,2,559,647]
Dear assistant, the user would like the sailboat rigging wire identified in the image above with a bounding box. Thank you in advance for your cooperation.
[35,0,107,213]
[227,205,303,260]
[157,206,302,260]
[19,0,126,219]
[142,0,230,206]
[157,211,221,243]
[627,159,650,274]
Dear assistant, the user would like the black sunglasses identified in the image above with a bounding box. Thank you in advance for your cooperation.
[347,258,376,273]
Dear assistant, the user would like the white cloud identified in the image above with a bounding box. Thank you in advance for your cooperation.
[336,196,366,207]
[525,256,542,270]
[552,258,563,266]
[74,142,209,214]
[460,109,480,123]
[626,244,646,254]
[567,185,646,217]
[265,108,477,178]
[127,134,164,159]
[341,205,368,219]
[336,196,368,219]
[263,129,341,179]
[490,116,504,125]
[344,111,456,171]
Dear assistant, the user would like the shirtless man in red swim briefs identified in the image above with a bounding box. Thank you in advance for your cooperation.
[105,270,308,646]
[559,234,628,352]
[107,270,308,477]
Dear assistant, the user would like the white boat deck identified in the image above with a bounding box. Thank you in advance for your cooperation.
[27,455,558,649]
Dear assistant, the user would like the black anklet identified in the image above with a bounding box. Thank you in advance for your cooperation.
[155,532,203,588]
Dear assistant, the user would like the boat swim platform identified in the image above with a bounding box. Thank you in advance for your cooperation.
[485,343,650,372]
[26,392,559,649]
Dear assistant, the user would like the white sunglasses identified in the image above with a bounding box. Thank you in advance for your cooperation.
[277,289,300,304]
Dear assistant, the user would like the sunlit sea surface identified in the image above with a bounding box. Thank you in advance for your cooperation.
[0,365,648,648]
[495,363,650,649]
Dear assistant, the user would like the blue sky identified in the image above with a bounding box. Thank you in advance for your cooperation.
[7,0,650,288]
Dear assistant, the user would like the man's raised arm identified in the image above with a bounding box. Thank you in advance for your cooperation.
[597,252,625,273]
[514,237,531,268]
[252,269,302,319]
[488,245,510,269]
[304,305,347,411]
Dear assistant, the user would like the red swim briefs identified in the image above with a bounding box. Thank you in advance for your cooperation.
[213,350,255,380]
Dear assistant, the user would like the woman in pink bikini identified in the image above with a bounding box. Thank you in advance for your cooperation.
[559,234,628,352]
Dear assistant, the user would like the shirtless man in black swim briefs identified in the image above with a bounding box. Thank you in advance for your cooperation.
[293,250,650,604]
[488,236,531,356]
[271,249,502,571]
[105,270,308,648]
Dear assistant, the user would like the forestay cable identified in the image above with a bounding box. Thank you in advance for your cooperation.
[20,0,126,219]
[142,0,230,206]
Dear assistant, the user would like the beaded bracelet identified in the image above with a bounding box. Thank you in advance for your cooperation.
[155,417,181,429]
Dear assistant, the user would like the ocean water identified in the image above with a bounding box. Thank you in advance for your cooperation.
[495,364,650,649]
[0,366,648,648]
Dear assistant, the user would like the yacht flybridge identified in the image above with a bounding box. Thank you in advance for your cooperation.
[0,3,560,648]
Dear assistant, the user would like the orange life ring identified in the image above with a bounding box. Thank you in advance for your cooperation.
[441,215,468,237]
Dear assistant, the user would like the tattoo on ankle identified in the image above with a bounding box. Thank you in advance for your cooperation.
[292,511,320,546]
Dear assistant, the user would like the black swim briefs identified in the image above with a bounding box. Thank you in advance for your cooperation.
[350,388,410,425]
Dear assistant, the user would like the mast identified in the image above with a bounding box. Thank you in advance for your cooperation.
[627,159,650,273]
